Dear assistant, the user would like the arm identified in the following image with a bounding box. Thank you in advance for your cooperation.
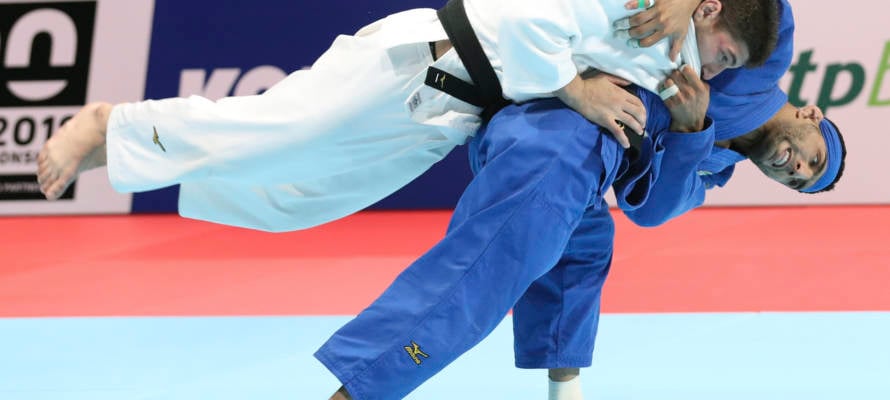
[496,0,646,147]
[555,73,646,148]
[618,121,713,227]
[617,66,714,226]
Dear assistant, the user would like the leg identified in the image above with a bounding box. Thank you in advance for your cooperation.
[511,200,615,400]
[513,201,615,370]
[40,9,474,206]
[175,140,452,232]
[315,100,615,399]
[329,386,351,400]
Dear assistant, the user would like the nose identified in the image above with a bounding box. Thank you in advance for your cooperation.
[789,158,814,179]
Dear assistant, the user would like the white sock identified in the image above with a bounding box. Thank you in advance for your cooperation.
[549,375,583,400]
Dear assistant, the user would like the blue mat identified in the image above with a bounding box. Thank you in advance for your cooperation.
[1,313,888,399]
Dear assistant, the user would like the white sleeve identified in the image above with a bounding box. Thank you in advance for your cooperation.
[495,0,589,98]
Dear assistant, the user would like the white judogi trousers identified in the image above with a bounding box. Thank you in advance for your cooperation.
[106,9,480,231]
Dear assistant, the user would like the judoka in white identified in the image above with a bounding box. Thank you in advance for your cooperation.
[37,0,761,232]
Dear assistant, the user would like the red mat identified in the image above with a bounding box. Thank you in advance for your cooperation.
[1,206,888,317]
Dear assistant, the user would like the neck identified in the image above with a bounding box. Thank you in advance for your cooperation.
[719,128,764,156]
[721,103,796,156]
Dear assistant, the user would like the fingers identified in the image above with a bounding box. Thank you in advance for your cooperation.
[615,12,666,48]
[613,7,655,31]
[623,95,647,130]
[668,33,686,62]
[637,30,666,48]
[659,77,679,101]
[606,119,631,149]
[671,65,706,94]
[678,64,699,82]
[604,74,633,86]
[624,0,655,10]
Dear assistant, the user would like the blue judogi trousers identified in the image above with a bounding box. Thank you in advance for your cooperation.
[315,100,621,399]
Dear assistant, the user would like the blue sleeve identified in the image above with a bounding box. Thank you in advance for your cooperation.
[615,117,715,227]
[706,0,794,138]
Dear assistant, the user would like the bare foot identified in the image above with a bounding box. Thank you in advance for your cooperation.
[37,102,113,200]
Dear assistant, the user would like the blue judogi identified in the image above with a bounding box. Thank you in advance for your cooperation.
[315,87,714,399]
[315,2,798,396]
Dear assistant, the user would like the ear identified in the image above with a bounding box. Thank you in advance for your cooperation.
[693,0,723,24]
[796,105,825,123]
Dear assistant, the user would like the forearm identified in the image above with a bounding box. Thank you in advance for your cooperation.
[619,118,714,226]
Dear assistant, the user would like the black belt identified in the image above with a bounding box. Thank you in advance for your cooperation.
[432,0,511,122]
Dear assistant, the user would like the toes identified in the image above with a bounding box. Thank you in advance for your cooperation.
[46,180,66,200]
[37,168,52,187]
[38,166,62,197]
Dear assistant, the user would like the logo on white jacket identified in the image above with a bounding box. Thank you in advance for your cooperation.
[152,127,167,153]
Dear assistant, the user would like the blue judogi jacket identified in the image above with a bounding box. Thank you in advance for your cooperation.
[606,88,715,227]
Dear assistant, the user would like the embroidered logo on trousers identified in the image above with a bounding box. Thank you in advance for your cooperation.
[404,341,430,365]
[152,126,167,152]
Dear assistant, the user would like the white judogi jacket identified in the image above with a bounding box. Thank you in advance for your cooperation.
[105,0,700,232]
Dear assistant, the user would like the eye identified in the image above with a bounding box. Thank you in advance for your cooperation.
[789,179,801,189]
[811,155,819,166]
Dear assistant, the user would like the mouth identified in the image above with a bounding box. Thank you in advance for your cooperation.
[771,148,791,168]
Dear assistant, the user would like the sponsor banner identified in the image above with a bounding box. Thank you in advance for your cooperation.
[133,0,888,213]
[704,0,886,205]
[0,0,152,215]
[6,0,873,214]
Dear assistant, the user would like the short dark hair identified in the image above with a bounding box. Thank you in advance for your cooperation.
[804,118,847,194]
[716,0,780,67]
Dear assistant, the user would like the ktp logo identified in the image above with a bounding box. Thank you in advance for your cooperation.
[0,1,96,107]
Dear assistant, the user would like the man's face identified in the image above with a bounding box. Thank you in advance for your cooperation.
[747,114,829,191]
[695,27,748,80]
[691,0,749,80]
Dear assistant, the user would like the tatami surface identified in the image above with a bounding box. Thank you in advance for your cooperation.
[1,207,888,399]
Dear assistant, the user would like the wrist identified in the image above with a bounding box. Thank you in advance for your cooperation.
[555,74,583,109]
[670,118,705,133]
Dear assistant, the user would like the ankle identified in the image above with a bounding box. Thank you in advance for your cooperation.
[548,368,580,382]
[328,386,351,400]
[548,373,582,400]
[89,102,114,137]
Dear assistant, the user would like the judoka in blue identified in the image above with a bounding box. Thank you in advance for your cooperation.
[315,82,715,399]
[314,1,847,397]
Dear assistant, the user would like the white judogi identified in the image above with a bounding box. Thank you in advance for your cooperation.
[105,0,699,232]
